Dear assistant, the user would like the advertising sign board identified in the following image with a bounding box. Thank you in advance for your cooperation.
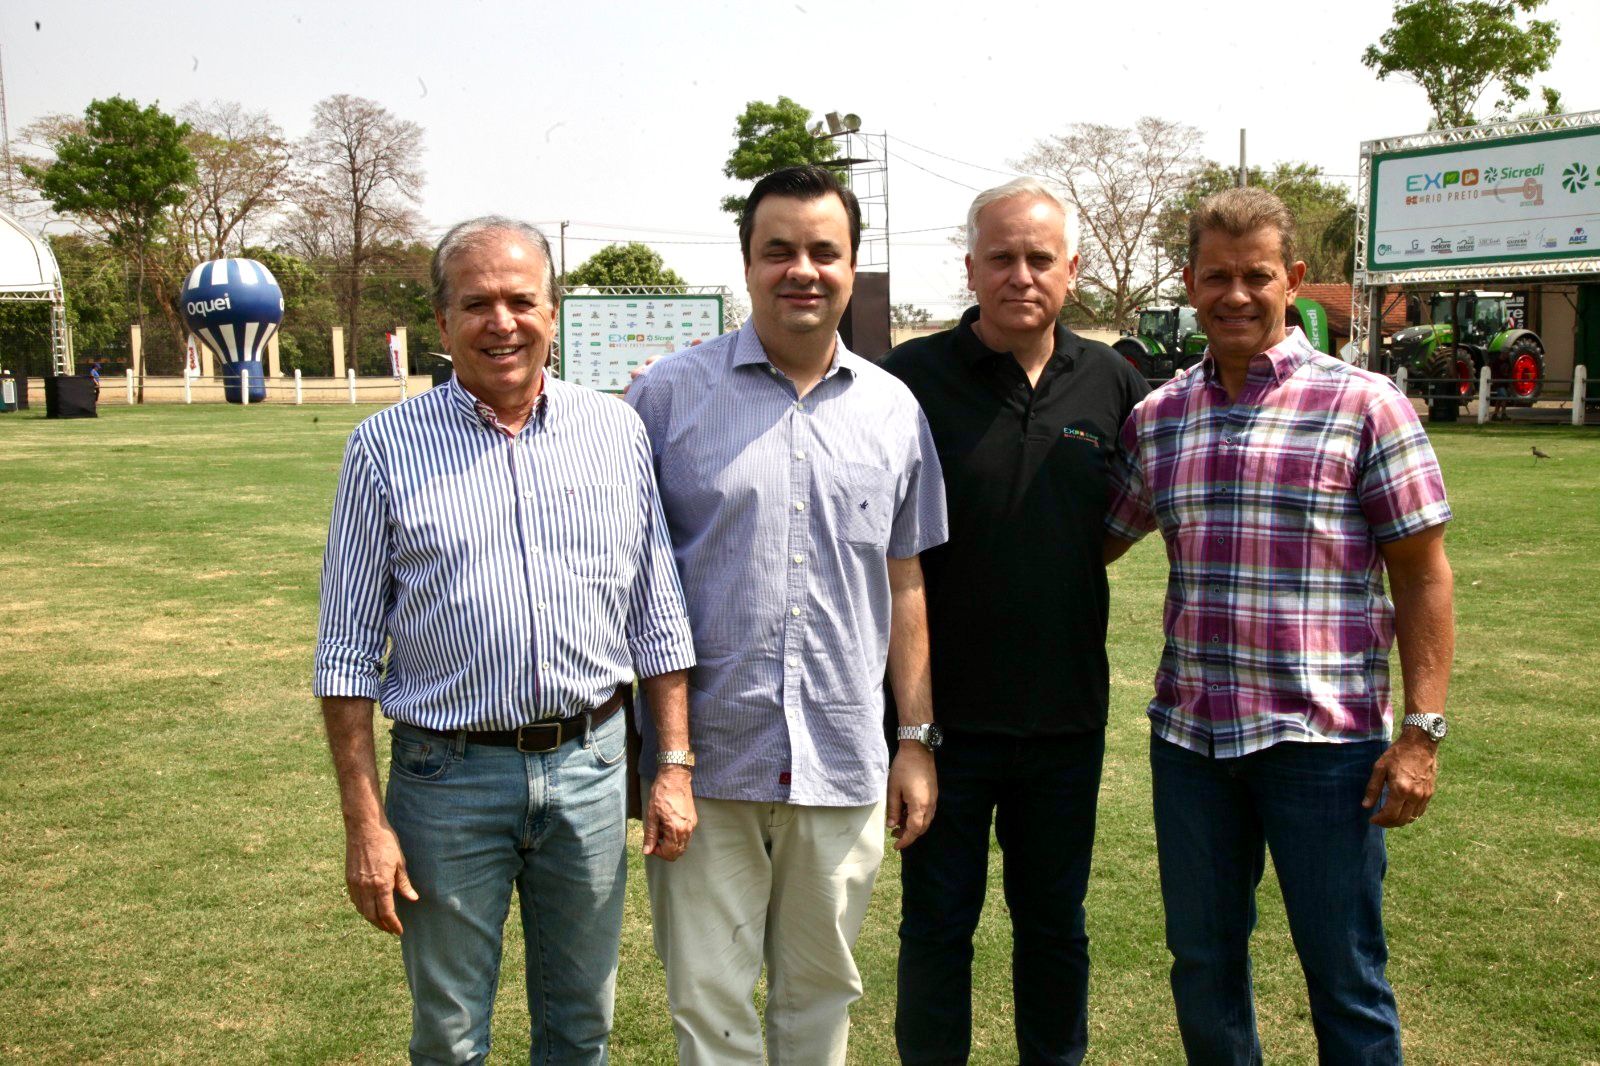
[559,294,724,392]
[1368,125,1600,272]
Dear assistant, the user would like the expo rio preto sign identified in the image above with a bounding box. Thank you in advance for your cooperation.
[1368,124,1600,273]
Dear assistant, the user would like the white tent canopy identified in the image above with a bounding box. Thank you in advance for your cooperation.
[0,208,71,374]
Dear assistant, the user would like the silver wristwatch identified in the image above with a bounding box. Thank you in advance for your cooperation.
[897,724,944,751]
[1402,713,1448,741]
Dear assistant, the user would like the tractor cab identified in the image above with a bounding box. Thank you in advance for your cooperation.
[1115,305,1205,381]
[1429,291,1514,347]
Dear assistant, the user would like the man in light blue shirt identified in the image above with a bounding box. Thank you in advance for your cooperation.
[627,165,948,1064]
[315,217,697,1064]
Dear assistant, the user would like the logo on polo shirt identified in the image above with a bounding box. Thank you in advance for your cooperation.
[1061,426,1103,447]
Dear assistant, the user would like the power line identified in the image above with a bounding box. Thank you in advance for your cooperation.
[885,150,981,192]
[892,136,1022,179]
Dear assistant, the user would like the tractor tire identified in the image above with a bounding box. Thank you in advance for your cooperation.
[1494,335,1546,404]
[1113,338,1154,381]
[1424,346,1475,406]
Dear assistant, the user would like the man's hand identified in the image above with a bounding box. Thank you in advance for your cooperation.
[1363,729,1438,828]
[887,742,937,850]
[643,766,696,861]
[344,818,418,935]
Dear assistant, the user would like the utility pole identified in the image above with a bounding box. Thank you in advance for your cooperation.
[0,46,14,210]
[559,220,568,289]
[1238,129,1247,187]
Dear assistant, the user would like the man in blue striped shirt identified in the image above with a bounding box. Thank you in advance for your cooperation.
[627,166,949,1064]
[314,217,697,1064]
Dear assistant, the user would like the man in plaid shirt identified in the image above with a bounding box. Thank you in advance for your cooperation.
[1105,188,1455,1064]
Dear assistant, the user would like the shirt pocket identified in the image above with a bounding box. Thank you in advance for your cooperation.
[536,483,633,581]
[833,462,896,548]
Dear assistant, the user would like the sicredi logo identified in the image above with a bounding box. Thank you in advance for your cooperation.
[1406,168,1479,191]
[185,294,233,317]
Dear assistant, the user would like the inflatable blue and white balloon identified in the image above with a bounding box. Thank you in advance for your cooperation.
[181,257,284,404]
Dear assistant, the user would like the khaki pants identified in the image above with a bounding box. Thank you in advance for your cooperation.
[646,796,887,1065]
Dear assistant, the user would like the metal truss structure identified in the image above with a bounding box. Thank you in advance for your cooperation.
[1351,110,1600,368]
[559,284,730,297]
[832,130,890,273]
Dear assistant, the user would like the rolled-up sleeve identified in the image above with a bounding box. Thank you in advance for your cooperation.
[888,407,949,558]
[312,430,391,699]
[625,419,697,679]
[1357,382,1453,542]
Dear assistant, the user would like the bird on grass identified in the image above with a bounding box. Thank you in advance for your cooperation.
[1532,445,1551,460]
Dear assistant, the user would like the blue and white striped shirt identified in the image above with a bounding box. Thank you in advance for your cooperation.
[626,322,948,806]
[314,374,696,730]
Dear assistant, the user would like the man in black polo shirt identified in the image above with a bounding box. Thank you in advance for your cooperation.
[883,177,1148,1065]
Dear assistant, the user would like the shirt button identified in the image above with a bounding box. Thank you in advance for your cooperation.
[794,501,805,511]
[790,607,801,617]
[1210,635,1221,644]
[1210,683,1223,691]
[538,602,547,611]
[531,546,541,554]
[794,450,805,460]
[541,661,552,671]
[795,401,806,411]
[1223,435,1235,445]
[787,656,798,667]
[792,554,804,564]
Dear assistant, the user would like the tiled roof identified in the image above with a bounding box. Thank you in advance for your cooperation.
[1297,284,1411,337]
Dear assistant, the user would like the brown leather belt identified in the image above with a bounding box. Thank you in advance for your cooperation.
[418,689,626,753]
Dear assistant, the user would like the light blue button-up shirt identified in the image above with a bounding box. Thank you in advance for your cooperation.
[626,321,947,806]
[314,374,696,729]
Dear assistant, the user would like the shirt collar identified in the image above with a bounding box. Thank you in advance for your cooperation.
[447,371,551,437]
[731,317,861,381]
[1200,326,1315,388]
[954,305,1073,369]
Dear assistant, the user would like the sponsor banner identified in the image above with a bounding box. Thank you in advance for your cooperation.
[1369,123,1600,272]
[184,335,203,378]
[558,295,725,392]
[387,332,404,379]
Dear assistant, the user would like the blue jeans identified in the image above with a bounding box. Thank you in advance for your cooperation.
[385,712,629,1065]
[896,729,1105,1065]
[1150,735,1401,1066]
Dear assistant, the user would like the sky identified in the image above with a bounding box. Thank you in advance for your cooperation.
[6,0,1600,318]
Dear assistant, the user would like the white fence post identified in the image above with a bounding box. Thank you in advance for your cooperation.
[241,365,251,407]
[125,369,134,405]
[1476,365,1492,424]
[400,374,409,402]
[294,368,303,406]
[183,375,192,405]
[1575,366,1588,427]
[347,368,357,404]
[1395,366,1408,396]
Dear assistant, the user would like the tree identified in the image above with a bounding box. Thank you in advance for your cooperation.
[173,101,292,262]
[21,96,195,329]
[890,302,931,329]
[1157,162,1357,283]
[1015,117,1202,328]
[721,97,837,218]
[284,94,424,372]
[565,243,685,288]
[1362,0,1560,129]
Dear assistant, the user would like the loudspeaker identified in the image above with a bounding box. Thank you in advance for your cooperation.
[840,271,891,361]
[44,375,98,418]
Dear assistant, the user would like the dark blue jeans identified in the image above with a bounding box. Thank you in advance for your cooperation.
[1150,735,1402,1066]
[896,728,1105,1065]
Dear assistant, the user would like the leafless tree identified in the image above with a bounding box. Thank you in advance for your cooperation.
[173,101,292,261]
[282,94,424,368]
[1015,117,1202,327]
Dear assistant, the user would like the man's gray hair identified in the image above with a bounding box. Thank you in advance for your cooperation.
[430,215,560,313]
[965,178,1080,259]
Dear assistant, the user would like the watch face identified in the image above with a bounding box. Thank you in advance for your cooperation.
[925,724,944,750]
[1429,717,1448,740]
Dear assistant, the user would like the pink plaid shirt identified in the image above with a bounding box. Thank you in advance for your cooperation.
[1106,329,1452,758]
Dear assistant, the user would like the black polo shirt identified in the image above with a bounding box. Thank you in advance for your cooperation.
[883,306,1148,737]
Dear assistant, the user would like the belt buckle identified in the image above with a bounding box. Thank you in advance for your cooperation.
[515,722,562,753]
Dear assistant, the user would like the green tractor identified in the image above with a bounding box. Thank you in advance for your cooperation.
[1386,292,1546,405]
[1113,306,1207,380]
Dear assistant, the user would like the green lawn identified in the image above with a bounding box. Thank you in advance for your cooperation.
[1,405,1596,1064]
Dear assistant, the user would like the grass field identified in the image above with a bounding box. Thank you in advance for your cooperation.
[1,404,1597,1064]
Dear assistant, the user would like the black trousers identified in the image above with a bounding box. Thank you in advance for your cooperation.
[895,727,1105,1065]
